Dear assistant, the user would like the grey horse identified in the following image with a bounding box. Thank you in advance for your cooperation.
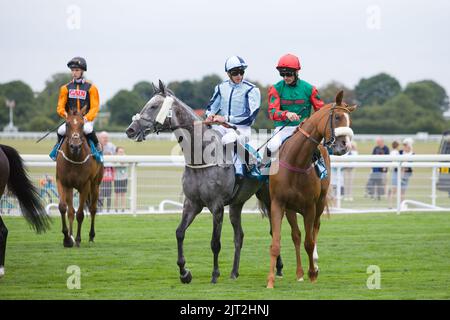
[125,80,282,284]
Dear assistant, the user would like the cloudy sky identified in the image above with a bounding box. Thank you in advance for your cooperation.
[1,0,449,103]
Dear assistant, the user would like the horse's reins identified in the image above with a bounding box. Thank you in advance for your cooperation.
[279,103,350,174]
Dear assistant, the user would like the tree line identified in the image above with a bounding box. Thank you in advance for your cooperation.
[0,72,448,133]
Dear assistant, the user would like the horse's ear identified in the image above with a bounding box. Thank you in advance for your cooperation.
[151,82,159,94]
[80,105,88,116]
[335,90,344,106]
[158,80,165,94]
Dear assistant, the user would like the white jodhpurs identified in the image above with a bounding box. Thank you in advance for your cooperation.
[212,124,251,175]
[266,126,298,153]
[57,121,94,136]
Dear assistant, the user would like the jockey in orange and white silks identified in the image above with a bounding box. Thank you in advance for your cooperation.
[205,56,261,176]
[50,57,101,159]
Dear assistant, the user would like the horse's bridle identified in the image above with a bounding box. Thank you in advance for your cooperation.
[298,103,351,149]
[131,94,192,138]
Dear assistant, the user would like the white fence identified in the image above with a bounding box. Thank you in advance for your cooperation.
[1,154,450,216]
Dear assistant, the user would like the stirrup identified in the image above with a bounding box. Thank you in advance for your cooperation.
[314,157,328,180]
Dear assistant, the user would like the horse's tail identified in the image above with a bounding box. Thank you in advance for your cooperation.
[256,187,270,219]
[1,145,51,233]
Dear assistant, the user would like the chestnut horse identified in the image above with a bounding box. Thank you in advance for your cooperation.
[265,91,356,288]
[56,107,103,247]
[0,144,50,277]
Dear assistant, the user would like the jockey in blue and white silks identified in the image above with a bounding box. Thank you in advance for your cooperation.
[205,56,261,176]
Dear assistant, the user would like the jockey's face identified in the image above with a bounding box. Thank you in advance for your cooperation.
[71,68,83,79]
[228,68,244,84]
[281,71,297,85]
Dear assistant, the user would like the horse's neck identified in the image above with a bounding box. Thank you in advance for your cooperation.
[281,121,323,167]
[171,104,217,165]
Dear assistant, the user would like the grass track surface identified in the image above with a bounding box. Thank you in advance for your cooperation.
[0,212,449,299]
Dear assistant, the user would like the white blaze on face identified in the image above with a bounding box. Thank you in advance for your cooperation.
[156,96,174,124]
[74,119,78,125]
[334,112,353,147]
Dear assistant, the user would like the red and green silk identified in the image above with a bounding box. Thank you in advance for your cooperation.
[268,79,324,127]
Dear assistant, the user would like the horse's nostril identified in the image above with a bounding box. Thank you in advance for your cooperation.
[126,128,135,137]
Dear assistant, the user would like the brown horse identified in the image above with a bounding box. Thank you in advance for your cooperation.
[265,91,356,288]
[0,144,51,277]
[56,107,103,247]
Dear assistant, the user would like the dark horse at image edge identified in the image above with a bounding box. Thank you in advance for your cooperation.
[0,144,51,278]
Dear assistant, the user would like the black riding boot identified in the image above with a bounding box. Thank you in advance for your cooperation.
[86,132,102,152]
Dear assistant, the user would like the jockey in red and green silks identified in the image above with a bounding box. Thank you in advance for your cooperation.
[266,53,324,154]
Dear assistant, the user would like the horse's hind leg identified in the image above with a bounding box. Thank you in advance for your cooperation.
[58,184,73,248]
[229,202,244,280]
[176,199,202,284]
[0,216,8,277]
[89,181,100,242]
[286,210,304,282]
[209,203,224,284]
[267,200,285,289]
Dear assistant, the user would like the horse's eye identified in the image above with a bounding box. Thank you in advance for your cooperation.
[335,115,340,121]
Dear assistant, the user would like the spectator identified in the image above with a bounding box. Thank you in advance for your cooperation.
[400,138,414,201]
[98,131,116,155]
[114,146,128,212]
[366,137,389,200]
[39,174,59,204]
[98,131,116,212]
[388,141,400,209]
[343,141,358,201]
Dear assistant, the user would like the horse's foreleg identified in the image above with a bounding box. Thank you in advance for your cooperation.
[303,204,318,282]
[58,183,73,248]
[286,210,304,282]
[260,189,284,278]
[75,187,88,247]
[89,181,100,242]
[0,216,8,277]
[176,199,202,284]
[229,202,244,280]
[66,189,75,242]
[267,200,285,289]
[209,204,224,284]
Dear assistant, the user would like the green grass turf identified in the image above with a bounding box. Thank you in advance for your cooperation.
[0,212,449,299]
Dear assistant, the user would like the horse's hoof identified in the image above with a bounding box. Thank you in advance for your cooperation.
[230,272,239,280]
[309,269,319,283]
[180,270,192,284]
[297,277,304,282]
[0,266,5,278]
[276,271,283,278]
[267,283,274,289]
[75,241,81,248]
[63,238,74,248]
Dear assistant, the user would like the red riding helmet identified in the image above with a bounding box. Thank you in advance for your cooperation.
[276,54,301,71]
